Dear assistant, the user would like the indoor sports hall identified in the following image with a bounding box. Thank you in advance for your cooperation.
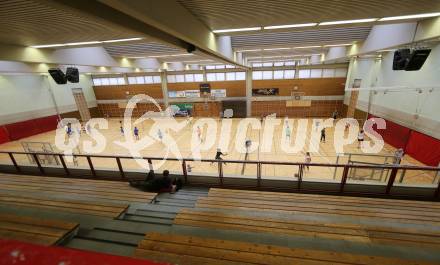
[0,1,439,265]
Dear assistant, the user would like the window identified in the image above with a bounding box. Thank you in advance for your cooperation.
[226,72,236,81]
[144,76,153,84]
[225,65,235,68]
[262,71,273,80]
[252,63,262,67]
[284,61,295,66]
[101,78,110,86]
[236,72,246,80]
[153,76,161,83]
[185,74,194,82]
[108,78,117,85]
[273,70,284,79]
[207,73,216,81]
[194,74,204,82]
[93,78,102,86]
[299,69,311,78]
[310,69,322,78]
[274,62,284,67]
[335,68,348,77]
[215,72,225,81]
[252,71,263,80]
[117,77,125,85]
[175,75,185,83]
[167,75,176,83]
[215,65,225,69]
[206,65,216,70]
[323,68,335,77]
[262,62,272,67]
[136,76,145,84]
[284,70,295,79]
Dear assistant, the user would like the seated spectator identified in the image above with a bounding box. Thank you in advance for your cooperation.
[146,170,155,181]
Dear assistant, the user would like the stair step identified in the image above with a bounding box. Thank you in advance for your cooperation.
[134,204,183,214]
[133,210,176,219]
[156,198,196,205]
[155,201,195,208]
[76,228,143,246]
[123,214,174,225]
[65,238,135,257]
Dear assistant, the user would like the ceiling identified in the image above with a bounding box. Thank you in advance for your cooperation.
[0,0,142,46]
[178,0,440,30]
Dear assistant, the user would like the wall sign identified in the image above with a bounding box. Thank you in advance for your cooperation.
[211,89,227,98]
[252,88,279,96]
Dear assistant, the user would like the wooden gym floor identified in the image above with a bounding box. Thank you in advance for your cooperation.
[0,118,436,186]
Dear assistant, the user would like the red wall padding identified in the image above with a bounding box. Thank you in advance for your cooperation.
[0,126,9,144]
[32,115,59,134]
[368,114,411,149]
[405,131,440,166]
[4,115,59,141]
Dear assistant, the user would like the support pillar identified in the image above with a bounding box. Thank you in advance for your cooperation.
[160,71,169,109]
[245,70,252,117]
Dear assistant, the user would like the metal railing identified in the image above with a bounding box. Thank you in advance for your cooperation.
[0,151,439,198]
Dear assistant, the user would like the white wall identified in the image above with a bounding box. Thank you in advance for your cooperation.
[345,43,440,139]
[0,74,96,125]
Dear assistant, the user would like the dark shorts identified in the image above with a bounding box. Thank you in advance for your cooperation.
[358,139,364,142]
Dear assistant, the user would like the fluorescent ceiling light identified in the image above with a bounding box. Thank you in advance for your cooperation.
[30,44,64,48]
[128,56,146,59]
[149,53,194,58]
[263,47,291,51]
[379,12,440,21]
[213,27,261,33]
[264,23,317,29]
[324,43,353,47]
[238,49,262,52]
[319,18,377,26]
[65,41,101,46]
[102,37,143,43]
[293,45,322,49]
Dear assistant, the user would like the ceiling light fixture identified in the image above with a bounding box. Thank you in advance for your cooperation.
[65,41,102,46]
[30,44,64,48]
[238,49,263,52]
[149,54,194,58]
[213,27,261,33]
[263,23,317,29]
[323,43,353,47]
[263,47,291,51]
[30,37,142,48]
[128,56,146,59]
[319,18,377,26]
[293,45,322,49]
[102,37,143,43]
[379,12,440,21]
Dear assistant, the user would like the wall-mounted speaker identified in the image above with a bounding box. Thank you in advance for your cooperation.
[404,49,431,71]
[66,67,79,83]
[392,49,410,70]
[48,68,67,84]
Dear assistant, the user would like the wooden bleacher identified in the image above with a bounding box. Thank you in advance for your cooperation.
[195,188,440,225]
[0,173,159,218]
[0,213,78,246]
[0,173,157,204]
[134,232,437,265]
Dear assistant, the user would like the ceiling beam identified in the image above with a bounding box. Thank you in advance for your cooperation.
[47,0,244,68]
[324,17,440,63]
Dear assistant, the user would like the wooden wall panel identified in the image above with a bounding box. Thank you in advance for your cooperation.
[98,103,165,118]
[93,84,163,100]
[252,78,345,96]
[192,102,222,117]
[167,81,246,97]
[251,100,343,118]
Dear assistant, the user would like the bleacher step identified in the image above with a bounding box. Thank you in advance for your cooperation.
[76,228,143,246]
[65,238,135,257]
[123,214,174,225]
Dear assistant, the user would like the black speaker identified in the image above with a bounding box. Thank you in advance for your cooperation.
[392,49,410,70]
[186,44,196,53]
[199,83,211,93]
[48,68,67,84]
[66,67,79,83]
[405,49,431,71]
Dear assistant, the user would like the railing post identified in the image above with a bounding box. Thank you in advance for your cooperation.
[32,153,45,175]
[333,155,339,180]
[58,155,70,176]
[257,162,261,188]
[8,152,20,173]
[340,165,349,193]
[116,157,125,179]
[386,167,399,194]
[218,161,223,186]
[86,156,96,177]
[182,160,188,184]
[298,165,303,190]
